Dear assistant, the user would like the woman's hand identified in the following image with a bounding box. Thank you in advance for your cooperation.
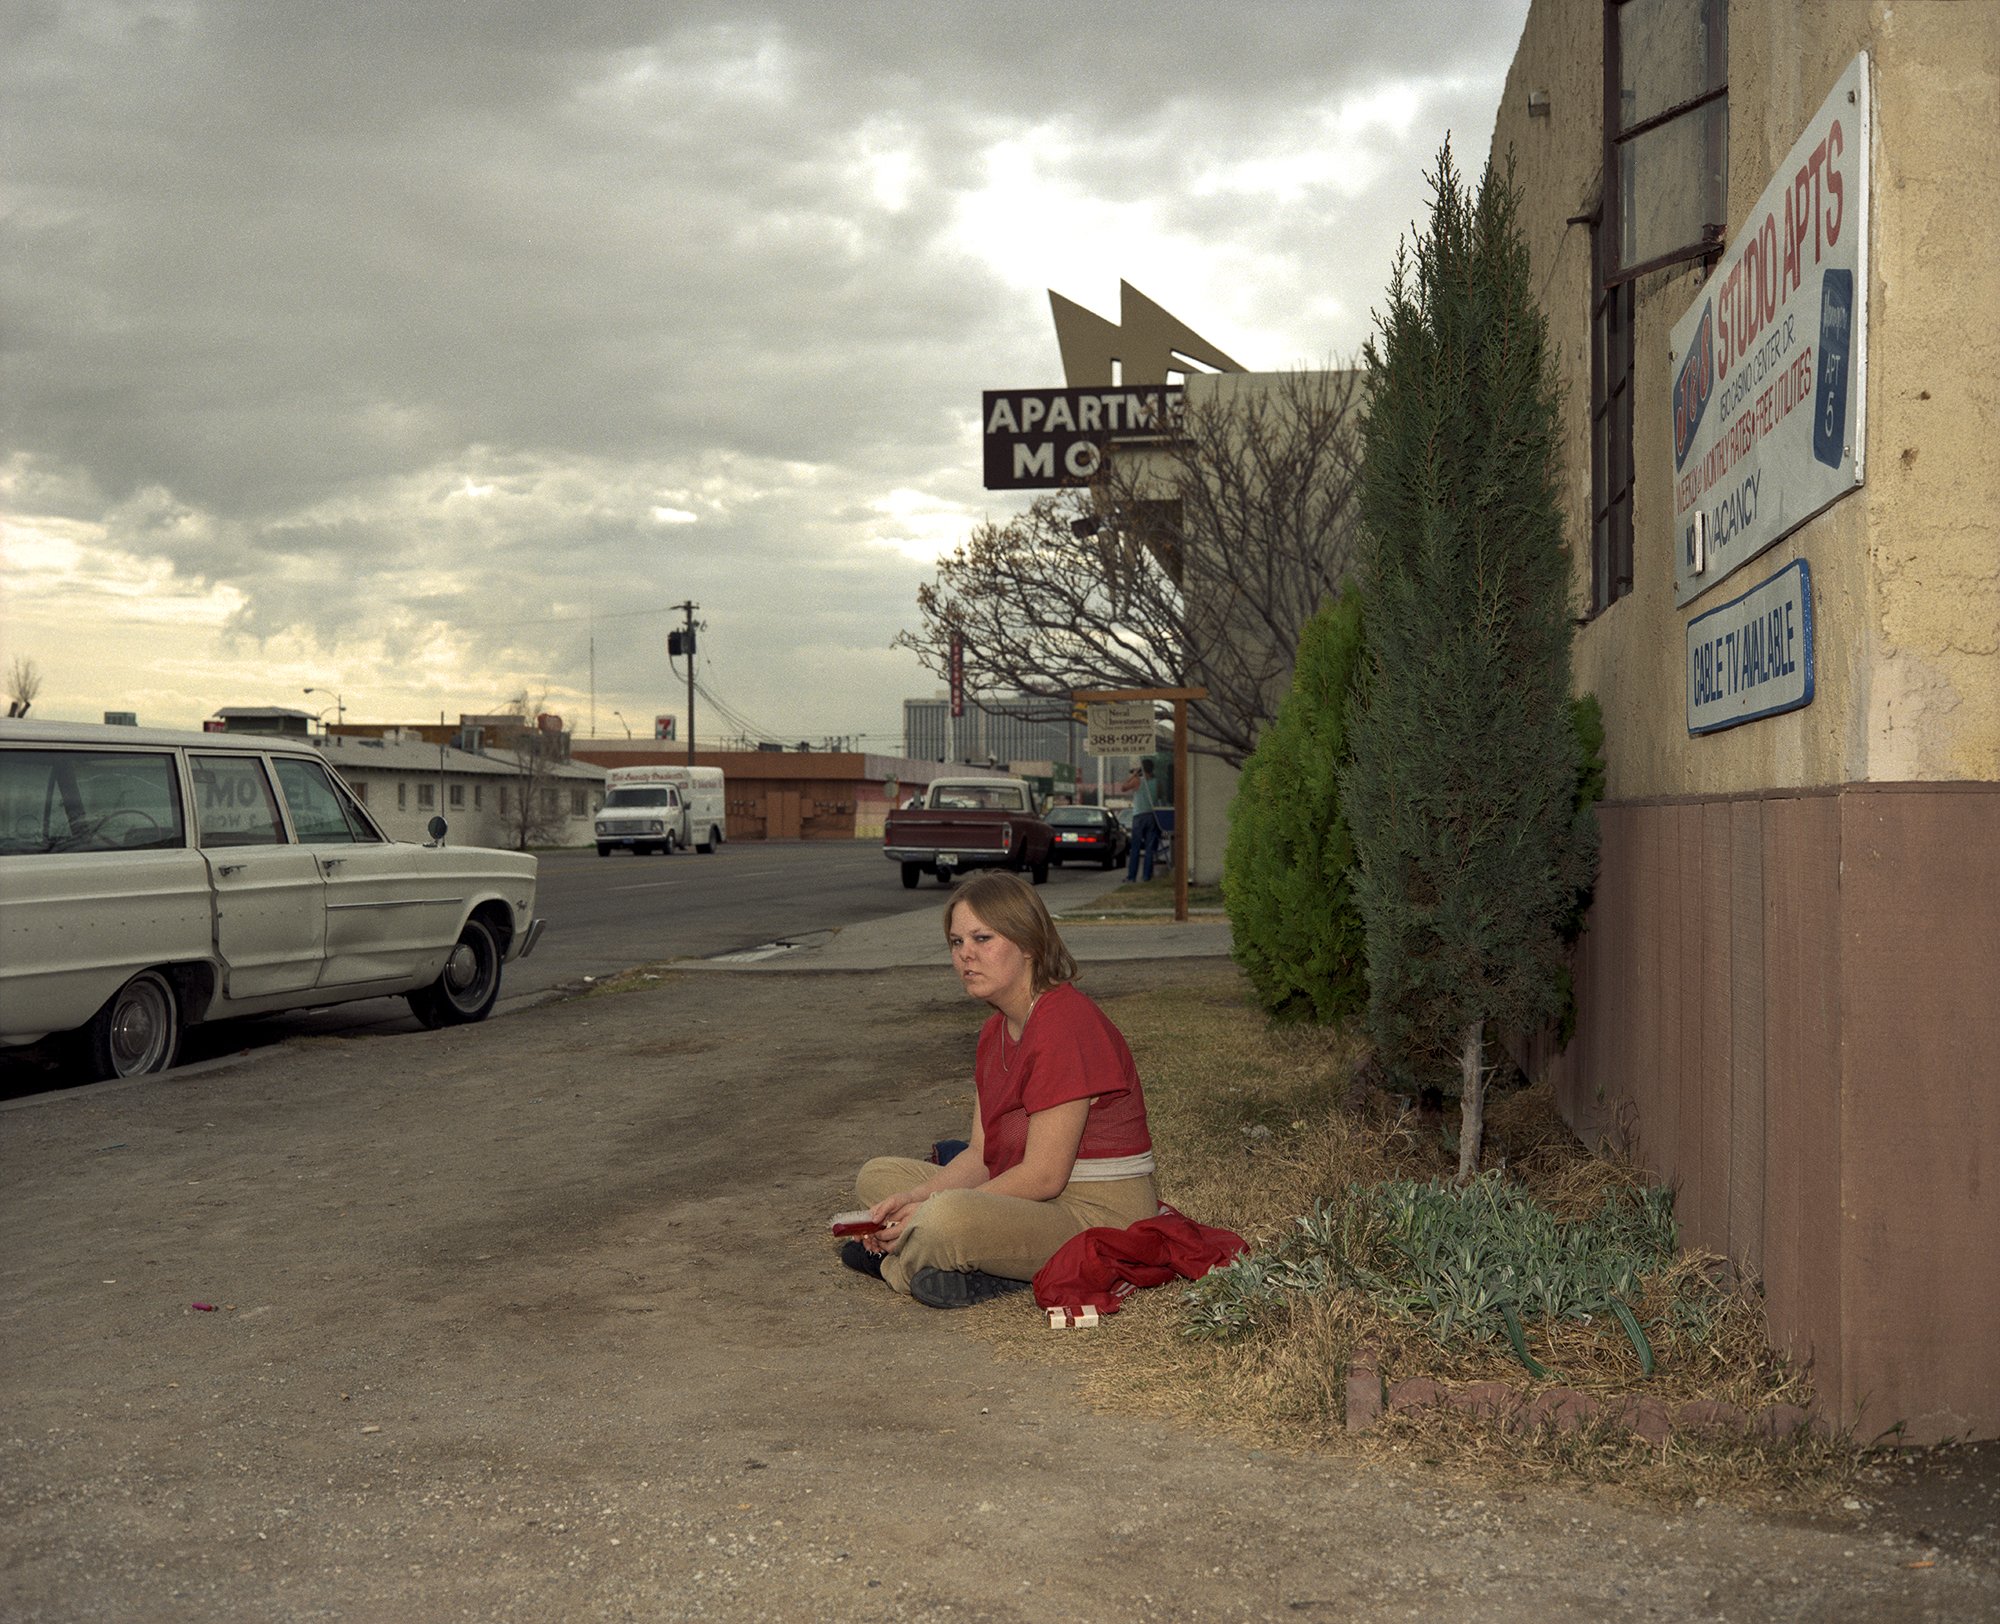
[863,1190,926,1254]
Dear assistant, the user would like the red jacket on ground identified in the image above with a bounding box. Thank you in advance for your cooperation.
[1032,1209,1247,1316]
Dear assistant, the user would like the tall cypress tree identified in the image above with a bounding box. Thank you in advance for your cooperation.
[1341,143,1597,1179]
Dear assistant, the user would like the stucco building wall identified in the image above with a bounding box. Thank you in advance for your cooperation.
[1498,0,1998,797]
[1493,0,1999,1443]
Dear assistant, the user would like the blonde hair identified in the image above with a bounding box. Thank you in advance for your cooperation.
[943,871,1079,994]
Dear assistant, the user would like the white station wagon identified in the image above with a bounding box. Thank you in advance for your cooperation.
[0,719,545,1080]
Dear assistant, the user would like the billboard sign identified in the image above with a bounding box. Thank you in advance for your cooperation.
[1687,559,1815,734]
[982,386,1184,490]
[1670,53,1868,606]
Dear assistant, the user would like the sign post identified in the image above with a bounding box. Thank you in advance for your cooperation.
[1072,685,1207,922]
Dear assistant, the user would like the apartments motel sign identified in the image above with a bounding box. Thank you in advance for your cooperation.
[1672,53,1869,733]
[981,386,1185,490]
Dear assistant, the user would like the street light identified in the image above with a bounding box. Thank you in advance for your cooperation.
[303,687,345,733]
[611,709,633,738]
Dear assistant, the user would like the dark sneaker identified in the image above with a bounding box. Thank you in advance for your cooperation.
[840,1240,886,1279]
[908,1267,1032,1310]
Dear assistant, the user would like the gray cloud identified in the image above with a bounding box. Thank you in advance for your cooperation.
[2,0,1528,744]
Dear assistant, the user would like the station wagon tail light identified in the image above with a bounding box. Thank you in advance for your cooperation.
[1002,825,1012,851]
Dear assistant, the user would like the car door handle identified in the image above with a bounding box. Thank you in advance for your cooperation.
[321,857,345,871]
[218,863,246,876]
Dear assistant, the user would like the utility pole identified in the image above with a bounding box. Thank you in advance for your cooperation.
[668,601,700,766]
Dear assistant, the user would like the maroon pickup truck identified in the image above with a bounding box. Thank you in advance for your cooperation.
[883,777,1055,889]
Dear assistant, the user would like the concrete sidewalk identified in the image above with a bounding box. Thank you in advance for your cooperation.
[684,868,1234,973]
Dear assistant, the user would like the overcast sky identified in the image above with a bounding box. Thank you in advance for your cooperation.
[2,0,1529,749]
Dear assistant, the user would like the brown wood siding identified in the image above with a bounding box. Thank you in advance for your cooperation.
[1759,795,1843,1408]
[1548,783,1999,1442]
[1673,803,1705,1230]
[1696,800,1734,1259]
[1727,799,1765,1279]
[1836,790,2000,1442]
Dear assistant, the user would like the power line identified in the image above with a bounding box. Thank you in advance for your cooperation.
[692,677,779,744]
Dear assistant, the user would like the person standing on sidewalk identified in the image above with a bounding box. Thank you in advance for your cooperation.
[1120,759,1161,883]
[841,872,1158,1309]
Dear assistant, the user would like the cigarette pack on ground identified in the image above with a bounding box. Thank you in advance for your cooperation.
[1046,1306,1099,1330]
[829,1210,886,1237]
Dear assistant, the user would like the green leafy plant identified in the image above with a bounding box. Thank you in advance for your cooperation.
[1184,1175,1678,1379]
[1224,586,1369,1025]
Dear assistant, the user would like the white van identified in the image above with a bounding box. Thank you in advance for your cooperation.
[594,765,726,857]
[0,718,544,1079]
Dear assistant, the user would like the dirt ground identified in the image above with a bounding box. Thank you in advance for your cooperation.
[2,959,1994,1623]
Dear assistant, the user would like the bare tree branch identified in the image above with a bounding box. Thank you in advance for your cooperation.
[493,692,570,851]
[6,656,44,719]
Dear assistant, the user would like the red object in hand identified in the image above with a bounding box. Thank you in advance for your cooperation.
[829,1210,885,1237]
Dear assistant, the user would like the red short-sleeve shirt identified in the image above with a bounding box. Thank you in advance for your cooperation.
[976,982,1152,1180]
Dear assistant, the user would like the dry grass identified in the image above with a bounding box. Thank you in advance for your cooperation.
[969,969,1861,1508]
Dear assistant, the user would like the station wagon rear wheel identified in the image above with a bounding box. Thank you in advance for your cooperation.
[407,917,502,1028]
[84,969,181,1080]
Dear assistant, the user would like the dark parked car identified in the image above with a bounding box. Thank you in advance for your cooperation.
[1045,805,1130,869]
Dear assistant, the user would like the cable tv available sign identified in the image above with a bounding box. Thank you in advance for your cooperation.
[982,386,1184,490]
[1686,560,1815,734]
[1668,53,1868,607]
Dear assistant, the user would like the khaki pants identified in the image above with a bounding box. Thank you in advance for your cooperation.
[855,1156,1159,1297]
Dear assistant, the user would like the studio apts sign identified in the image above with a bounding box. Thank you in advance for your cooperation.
[1668,53,1869,608]
[981,386,1184,490]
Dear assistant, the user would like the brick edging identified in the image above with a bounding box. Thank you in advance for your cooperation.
[1344,1350,1815,1444]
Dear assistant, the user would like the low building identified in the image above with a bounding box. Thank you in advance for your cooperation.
[573,742,1013,841]
[315,731,603,849]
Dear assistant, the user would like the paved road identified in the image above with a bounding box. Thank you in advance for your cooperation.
[524,839,1127,986]
[0,842,1132,1096]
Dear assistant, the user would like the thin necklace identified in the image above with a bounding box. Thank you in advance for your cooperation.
[999,992,1040,1072]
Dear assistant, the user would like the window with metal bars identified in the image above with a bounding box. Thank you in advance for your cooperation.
[1604,0,1728,285]
[1590,238,1636,613]
[1588,0,1727,612]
